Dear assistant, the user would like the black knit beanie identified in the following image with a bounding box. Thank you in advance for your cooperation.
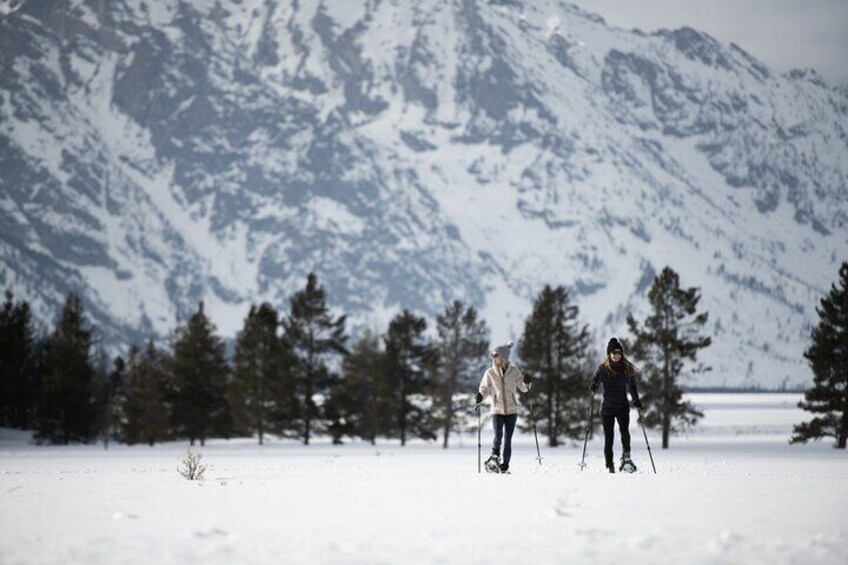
[607,337,624,355]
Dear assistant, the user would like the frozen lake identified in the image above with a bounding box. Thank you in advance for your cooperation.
[1,393,846,565]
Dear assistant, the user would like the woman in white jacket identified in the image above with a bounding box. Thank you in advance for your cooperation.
[475,341,531,473]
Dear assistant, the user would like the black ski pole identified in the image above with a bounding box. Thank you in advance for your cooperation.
[637,408,657,474]
[579,394,596,470]
[527,392,543,466]
[476,403,482,474]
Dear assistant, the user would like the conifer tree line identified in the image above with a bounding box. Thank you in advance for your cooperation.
[4,263,843,448]
[791,261,848,449]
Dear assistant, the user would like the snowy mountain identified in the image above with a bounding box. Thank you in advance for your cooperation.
[1,0,846,388]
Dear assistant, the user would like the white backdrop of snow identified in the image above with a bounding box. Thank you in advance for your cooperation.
[1,393,846,565]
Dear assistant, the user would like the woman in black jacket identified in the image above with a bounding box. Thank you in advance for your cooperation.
[590,338,642,473]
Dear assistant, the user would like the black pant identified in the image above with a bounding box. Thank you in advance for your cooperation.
[602,411,631,467]
[492,414,517,467]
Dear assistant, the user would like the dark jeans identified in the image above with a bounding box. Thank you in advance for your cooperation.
[602,412,631,467]
[492,414,518,467]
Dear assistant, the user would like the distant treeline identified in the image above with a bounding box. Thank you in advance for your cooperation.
[0,267,712,449]
[3,261,845,449]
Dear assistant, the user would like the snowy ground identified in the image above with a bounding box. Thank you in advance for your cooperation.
[1,393,846,565]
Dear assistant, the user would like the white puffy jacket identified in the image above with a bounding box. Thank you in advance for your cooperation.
[478,364,529,415]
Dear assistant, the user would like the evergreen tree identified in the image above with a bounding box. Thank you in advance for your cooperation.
[0,290,37,429]
[100,355,125,449]
[383,310,436,446]
[171,302,231,446]
[431,301,489,448]
[230,303,296,444]
[36,292,100,444]
[283,273,348,445]
[331,329,388,444]
[519,285,592,447]
[791,261,848,448]
[627,266,711,449]
[120,345,144,444]
[29,337,48,431]
[120,341,171,446]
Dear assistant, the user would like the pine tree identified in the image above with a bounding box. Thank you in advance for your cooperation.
[36,292,100,444]
[120,345,144,445]
[431,301,489,448]
[120,341,171,446]
[384,310,436,446]
[283,273,348,445]
[627,266,711,449]
[519,285,592,447]
[230,303,296,444]
[100,355,125,449]
[171,302,231,446]
[0,290,37,429]
[791,261,848,448]
[331,329,388,444]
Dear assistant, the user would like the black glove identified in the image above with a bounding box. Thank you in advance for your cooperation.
[522,375,532,385]
[475,392,483,404]
[589,383,598,393]
[633,399,643,409]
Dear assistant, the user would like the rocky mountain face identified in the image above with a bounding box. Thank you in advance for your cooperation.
[1,0,846,387]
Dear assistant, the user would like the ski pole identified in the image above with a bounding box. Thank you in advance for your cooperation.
[476,403,482,474]
[579,394,596,470]
[637,408,657,474]
[527,392,543,466]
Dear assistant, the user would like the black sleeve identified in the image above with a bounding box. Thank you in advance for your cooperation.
[628,373,641,403]
[590,367,602,392]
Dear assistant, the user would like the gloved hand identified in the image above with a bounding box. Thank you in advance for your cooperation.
[633,399,643,409]
[522,374,531,385]
[475,392,484,404]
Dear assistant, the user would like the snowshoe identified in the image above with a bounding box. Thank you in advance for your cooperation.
[484,455,501,473]
[619,454,637,474]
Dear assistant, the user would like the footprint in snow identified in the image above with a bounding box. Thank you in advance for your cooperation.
[195,527,232,540]
[552,498,579,517]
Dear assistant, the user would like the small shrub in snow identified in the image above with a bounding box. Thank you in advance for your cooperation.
[177,446,206,481]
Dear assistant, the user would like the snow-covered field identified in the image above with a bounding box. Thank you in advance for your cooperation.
[1,393,846,565]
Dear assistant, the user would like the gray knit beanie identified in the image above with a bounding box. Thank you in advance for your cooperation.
[493,341,514,362]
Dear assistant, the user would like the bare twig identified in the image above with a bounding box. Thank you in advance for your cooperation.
[177,446,207,481]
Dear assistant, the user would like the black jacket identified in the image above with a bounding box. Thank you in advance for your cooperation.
[590,363,641,415]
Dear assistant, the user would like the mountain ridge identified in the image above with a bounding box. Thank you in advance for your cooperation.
[1,0,846,388]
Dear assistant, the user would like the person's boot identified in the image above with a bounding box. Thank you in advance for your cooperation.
[620,451,637,473]
[499,463,510,474]
[485,448,501,473]
[606,462,616,474]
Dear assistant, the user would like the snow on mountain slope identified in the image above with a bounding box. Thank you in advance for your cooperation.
[1,0,846,387]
